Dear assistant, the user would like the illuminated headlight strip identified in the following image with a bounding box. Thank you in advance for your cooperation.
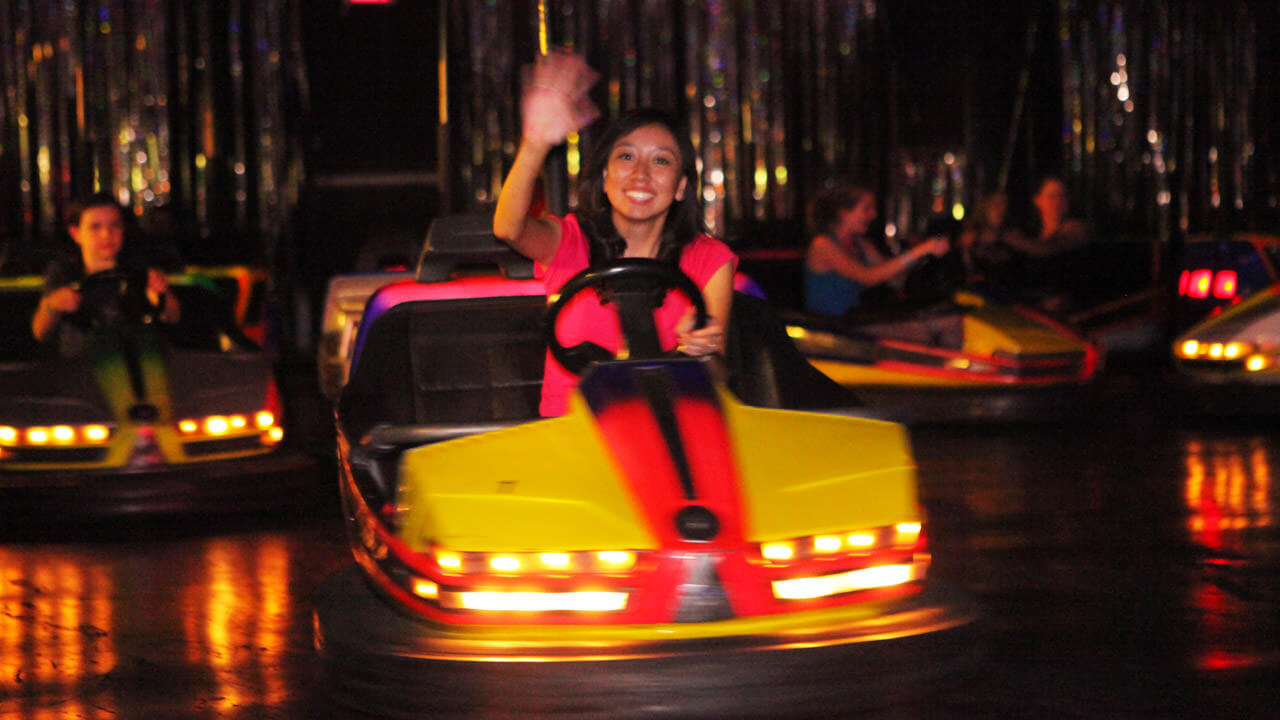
[177,410,281,440]
[772,562,925,600]
[757,522,923,564]
[443,590,629,613]
[1176,340,1257,361]
[1177,339,1278,372]
[432,547,640,575]
[405,576,628,614]
[0,423,113,447]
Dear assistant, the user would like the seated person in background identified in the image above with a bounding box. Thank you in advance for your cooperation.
[1028,176,1090,253]
[803,182,948,317]
[32,193,181,355]
[1014,176,1091,256]
[959,192,1023,284]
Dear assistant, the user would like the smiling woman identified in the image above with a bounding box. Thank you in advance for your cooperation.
[492,51,737,417]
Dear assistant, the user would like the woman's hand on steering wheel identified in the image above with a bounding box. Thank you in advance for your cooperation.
[545,258,707,375]
[675,307,723,356]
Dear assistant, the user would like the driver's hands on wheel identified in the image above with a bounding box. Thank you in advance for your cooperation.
[42,286,82,316]
[145,267,180,323]
[146,268,170,307]
[675,307,725,357]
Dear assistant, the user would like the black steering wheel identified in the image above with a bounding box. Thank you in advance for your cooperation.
[65,268,161,332]
[902,247,967,304]
[545,258,707,375]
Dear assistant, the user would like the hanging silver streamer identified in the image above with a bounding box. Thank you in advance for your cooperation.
[0,0,307,261]
[439,0,889,242]
[1058,0,1261,241]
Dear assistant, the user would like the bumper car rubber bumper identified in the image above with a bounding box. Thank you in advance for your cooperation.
[0,448,318,519]
[314,563,980,719]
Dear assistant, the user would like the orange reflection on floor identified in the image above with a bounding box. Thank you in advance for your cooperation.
[1182,436,1277,674]
[0,549,117,718]
[179,536,293,714]
[1183,438,1274,549]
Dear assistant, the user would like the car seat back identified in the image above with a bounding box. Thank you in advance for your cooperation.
[340,214,547,442]
[415,213,536,283]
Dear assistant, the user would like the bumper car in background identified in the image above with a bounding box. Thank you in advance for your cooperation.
[0,269,314,520]
[783,286,1102,424]
[313,215,976,719]
[1172,282,1280,416]
[317,268,414,401]
[1172,232,1280,334]
[316,216,540,401]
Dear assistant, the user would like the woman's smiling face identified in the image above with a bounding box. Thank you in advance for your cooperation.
[603,123,688,226]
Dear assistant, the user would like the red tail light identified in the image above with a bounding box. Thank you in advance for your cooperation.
[1212,270,1237,299]
[1188,269,1213,298]
[1180,268,1236,300]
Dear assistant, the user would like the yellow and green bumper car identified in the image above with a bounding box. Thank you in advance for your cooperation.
[782,290,1103,423]
[0,269,313,519]
[1173,282,1280,415]
[314,227,976,718]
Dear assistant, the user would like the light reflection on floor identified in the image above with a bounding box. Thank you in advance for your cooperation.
[0,529,325,720]
[0,551,116,720]
[1182,436,1277,674]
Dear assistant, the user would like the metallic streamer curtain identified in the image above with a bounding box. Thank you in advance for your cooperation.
[443,0,887,244]
[0,0,307,262]
[1057,0,1260,239]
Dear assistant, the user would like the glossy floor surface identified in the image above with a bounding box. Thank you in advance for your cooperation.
[1,369,1277,719]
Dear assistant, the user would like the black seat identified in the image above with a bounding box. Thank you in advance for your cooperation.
[338,295,547,444]
[725,291,861,410]
[415,214,536,283]
[340,214,548,445]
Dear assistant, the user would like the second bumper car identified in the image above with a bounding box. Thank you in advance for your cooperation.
[783,289,1103,423]
[0,269,314,519]
[1172,282,1280,416]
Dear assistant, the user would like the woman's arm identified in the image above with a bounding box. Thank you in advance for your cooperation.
[493,51,600,265]
[807,235,946,287]
[493,141,562,264]
[676,261,734,356]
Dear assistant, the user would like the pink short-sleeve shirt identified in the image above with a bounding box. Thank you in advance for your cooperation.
[537,214,737,416]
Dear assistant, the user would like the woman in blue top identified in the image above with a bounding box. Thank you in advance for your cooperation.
[803,183,948,317]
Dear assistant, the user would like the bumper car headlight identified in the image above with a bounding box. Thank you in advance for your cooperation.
[755,521,925,564]
[432,546,641,576]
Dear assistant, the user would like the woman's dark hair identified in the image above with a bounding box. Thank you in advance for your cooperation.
[1027,175,1065,236]
[576,107,703,265]
[66,192,125,227]
[807,182,873,237]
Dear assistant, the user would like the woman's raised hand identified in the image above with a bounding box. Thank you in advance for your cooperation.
[520,50,601,147]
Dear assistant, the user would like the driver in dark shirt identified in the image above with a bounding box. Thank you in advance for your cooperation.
[31,194,181,354]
